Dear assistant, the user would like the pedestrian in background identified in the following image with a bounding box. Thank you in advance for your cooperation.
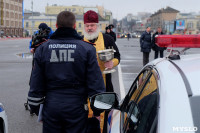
[108,24,117,42]
[28,11,105,133]
[140,27,152,66]
[152,27,166,59]
[105,26,111,35]
[127,32,131,41]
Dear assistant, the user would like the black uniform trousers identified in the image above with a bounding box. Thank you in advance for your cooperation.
[154,51,164,59]
[143,52,150,66]
[42,91,88,133]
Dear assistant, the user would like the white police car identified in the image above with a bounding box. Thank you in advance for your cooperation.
[0,103,8,133]
[90,35,200,133]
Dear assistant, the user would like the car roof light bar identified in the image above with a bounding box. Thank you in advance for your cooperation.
[155,35,200,48]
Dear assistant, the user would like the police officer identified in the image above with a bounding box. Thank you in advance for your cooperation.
[28,11,106,133]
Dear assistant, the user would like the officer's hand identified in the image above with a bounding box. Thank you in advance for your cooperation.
[104,60,114,69]
[30,48,35,53]
[29,105,40,116]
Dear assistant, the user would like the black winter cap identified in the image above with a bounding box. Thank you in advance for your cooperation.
[38,23,48,30]
[105,26,110,30]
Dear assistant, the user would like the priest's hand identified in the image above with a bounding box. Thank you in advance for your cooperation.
[104,60,114,69]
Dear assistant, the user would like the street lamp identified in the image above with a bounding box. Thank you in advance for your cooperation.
[31,0,33,35]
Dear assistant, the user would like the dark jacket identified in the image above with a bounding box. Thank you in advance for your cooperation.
[152,31,166,51]
[109,31,117,42]
[103,33,120,92]
[28,27,106,116]
[140,31,152,53]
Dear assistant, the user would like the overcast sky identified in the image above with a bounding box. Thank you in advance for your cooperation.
[24,0,200,20]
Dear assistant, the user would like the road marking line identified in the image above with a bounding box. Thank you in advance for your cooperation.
[118,64,126,100]
[120,59,142,62]
[123,73,138,75]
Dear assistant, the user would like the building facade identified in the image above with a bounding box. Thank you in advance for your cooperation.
[0,0,23,37]
[24,5,111,36]
[45,5,84,16]
[24,15,57,36]
[150,6,179,33]
[175,13,200,34]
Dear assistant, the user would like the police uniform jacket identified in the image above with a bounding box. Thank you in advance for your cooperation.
[28,27,106,115]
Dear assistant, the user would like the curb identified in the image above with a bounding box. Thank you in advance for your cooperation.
[0,37,31,41]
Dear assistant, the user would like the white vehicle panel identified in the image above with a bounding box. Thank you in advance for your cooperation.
[0,103,8,133]
[173,54,200,96]
[108,110,120,133]
[155,60,194,133]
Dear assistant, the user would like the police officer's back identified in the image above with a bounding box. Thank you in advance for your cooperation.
[28,11,105,133]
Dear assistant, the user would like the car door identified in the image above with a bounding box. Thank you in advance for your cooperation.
[120,67,159,133]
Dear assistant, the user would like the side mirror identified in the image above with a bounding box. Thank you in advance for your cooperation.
[90,92,119,111]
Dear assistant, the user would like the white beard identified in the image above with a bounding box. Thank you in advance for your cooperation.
[83,27,100,40]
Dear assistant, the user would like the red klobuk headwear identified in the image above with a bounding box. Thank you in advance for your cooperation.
[84,10,99,24]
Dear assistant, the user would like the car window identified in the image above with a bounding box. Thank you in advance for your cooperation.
[121,68,158,133]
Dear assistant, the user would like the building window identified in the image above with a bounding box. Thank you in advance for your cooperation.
[72,8,76,12]
[19,7,22,12]
[15,29,18,36]
[15,21,18,27]
[6,20,9,26]
[6,11,9,18]
[32,21,35,28]
[6,3,9,9]
[11,21,14,27]
[188,22,193,30]
[79,23,81,28]
[197,22,200,29]
[26,22,29,28]
[19,22,22,27]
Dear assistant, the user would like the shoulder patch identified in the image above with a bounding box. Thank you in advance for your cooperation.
[82,40,96,46]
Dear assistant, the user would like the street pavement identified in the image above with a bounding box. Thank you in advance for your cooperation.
[0,37,200,132]
[0,39,41,133]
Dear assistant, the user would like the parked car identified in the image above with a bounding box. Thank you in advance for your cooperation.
[136,34,141,38]
[131,33,137,38]
[0,103,7,133]
[90,35,200,133]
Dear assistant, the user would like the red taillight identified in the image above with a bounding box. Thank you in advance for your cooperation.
[155,35,200,48]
